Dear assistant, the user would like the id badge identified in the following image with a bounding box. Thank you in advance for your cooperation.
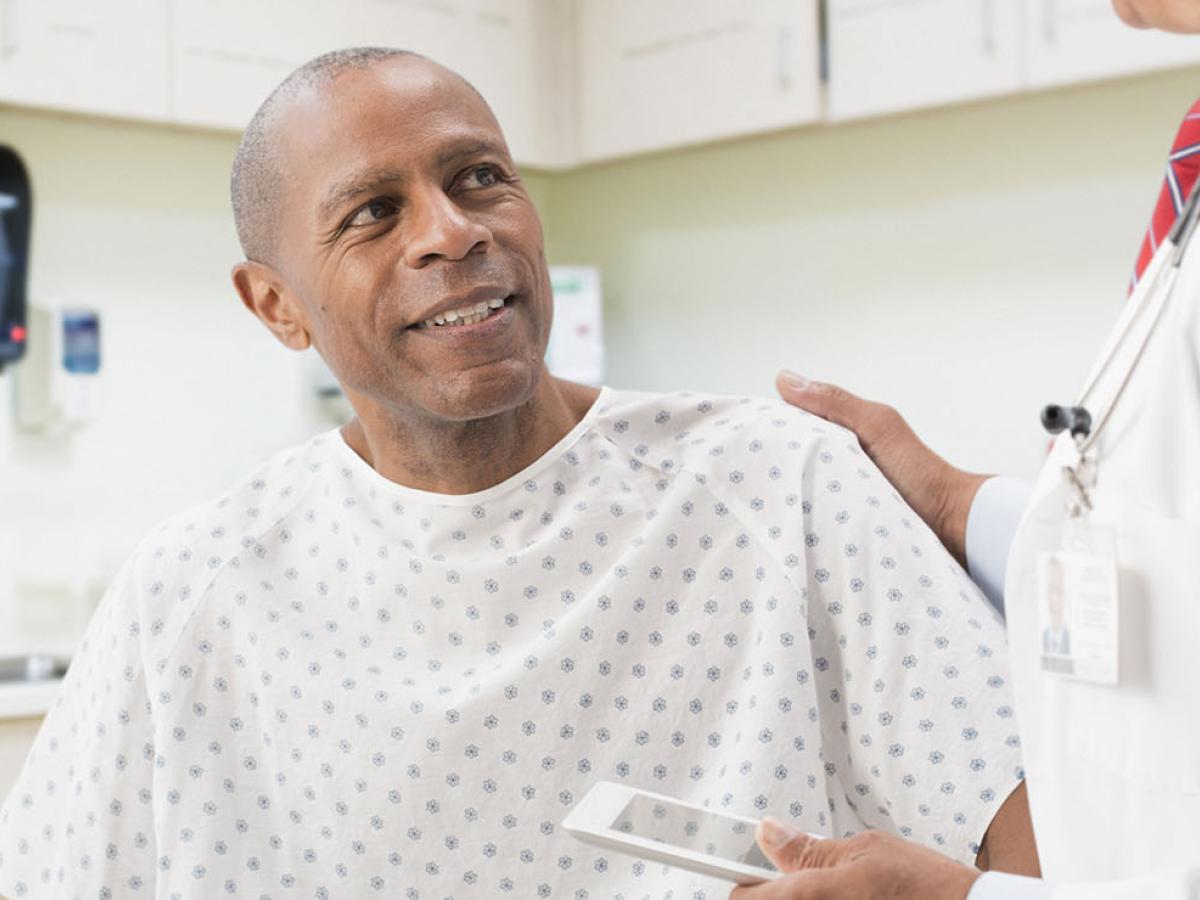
[1036,519,1119,685]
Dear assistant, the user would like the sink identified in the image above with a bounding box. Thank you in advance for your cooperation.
[0,654,69,683]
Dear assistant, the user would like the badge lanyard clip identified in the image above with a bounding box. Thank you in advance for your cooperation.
[1061,456,1095,520]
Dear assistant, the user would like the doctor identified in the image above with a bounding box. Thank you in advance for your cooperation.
[732,1,1200,899]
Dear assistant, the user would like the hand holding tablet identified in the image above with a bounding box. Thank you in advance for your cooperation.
[563,781,803,885]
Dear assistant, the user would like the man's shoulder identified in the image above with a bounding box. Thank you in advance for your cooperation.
[594,387,865,478]
[121,430,338,596]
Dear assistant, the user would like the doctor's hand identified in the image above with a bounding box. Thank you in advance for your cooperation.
[775,371,989,567]
[728,819,980,900]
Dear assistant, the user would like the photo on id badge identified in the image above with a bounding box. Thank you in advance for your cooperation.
[1039,554,1075,675]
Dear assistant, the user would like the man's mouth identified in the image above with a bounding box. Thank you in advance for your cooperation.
[416,296,509,329]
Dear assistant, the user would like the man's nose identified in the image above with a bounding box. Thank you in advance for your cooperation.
[403,189,492,267]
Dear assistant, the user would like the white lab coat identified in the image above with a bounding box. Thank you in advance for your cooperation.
[1004,228,1200,896]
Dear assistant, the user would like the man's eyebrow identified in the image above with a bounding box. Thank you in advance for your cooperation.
[317,139,510,224]
[318,166,410,223]
[434,138,507,169]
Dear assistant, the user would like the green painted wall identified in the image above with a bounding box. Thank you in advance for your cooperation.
[533,65,1200,474]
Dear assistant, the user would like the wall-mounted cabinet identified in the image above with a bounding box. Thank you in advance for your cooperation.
[168,0,350,133]
[0,0,169,120]
[1024,0,1200,89]
[339,0,568,169]
[2,0,1200,171]
[827,0,1023,121]
[168,0,568,170]
[577,0,821,161]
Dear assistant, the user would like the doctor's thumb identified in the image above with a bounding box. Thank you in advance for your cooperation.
[775,371,868,434]
[754,818,830,873]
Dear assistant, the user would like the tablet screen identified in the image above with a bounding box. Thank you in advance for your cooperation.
[610,794,776,870]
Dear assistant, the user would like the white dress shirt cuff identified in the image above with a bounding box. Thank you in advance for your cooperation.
[969,871,1055,900]
[964,475,1034,617]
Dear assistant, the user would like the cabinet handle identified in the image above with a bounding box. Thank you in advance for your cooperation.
[1043,0,1058,43]
[776,25,792,92]
[1,0,20,60]
[980,0,996,55]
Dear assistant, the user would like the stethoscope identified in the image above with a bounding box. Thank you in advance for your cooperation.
[1039,180,1200,510]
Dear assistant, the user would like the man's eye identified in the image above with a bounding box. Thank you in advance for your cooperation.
[461,165,503,189]
[346,198,399,228]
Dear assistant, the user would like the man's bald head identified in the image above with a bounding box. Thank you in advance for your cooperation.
[230,47,491,265]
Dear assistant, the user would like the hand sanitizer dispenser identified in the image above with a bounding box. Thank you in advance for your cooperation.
[16,304,102,432]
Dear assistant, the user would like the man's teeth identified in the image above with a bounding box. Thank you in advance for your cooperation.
[424,298,507,328]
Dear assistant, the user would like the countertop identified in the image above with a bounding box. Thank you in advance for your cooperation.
[0,677,61,720]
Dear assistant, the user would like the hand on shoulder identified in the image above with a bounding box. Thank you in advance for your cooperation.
[775,371,989,567]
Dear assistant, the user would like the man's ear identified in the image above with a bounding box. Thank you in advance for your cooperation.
[232,260,313,352]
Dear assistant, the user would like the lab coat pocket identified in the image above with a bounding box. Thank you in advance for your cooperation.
[1060,500,1200,796]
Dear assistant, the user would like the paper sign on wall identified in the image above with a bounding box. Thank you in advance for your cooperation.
[546,266,604,386]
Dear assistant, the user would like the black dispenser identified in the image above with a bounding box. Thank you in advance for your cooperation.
[0,146,30,371]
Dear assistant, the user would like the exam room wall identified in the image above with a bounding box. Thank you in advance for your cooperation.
[538,65,1200,481]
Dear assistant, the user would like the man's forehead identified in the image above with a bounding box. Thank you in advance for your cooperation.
[269,58,507,222]
[282,58,499,153]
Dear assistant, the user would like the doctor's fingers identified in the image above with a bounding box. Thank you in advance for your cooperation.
[725,821,848,900]
[754,818,844,873]
[774,372,934,479]
[774,371,923,465]
[775,372,882,436]
[728,867,849,900]
[774,370,983,565]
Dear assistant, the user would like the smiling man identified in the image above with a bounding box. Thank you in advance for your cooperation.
[230,50,597,493]
[0,49,1035,898]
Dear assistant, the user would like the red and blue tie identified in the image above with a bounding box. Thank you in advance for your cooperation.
[1132,98,1200,290]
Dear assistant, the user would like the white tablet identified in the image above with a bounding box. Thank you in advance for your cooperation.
[562,781,783,885]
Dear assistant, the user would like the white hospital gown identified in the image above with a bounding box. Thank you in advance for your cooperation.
[0,389,1023,899]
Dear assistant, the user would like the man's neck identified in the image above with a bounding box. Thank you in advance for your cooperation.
[340,375,601,495]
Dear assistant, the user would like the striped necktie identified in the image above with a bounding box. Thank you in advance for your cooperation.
[1132,98,1200,290]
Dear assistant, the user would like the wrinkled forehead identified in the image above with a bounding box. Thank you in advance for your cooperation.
[275,59,507,210]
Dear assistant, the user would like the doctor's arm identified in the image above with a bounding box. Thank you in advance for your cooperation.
[775,372,1031,613]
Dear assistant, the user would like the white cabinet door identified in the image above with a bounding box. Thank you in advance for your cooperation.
[827,0,1022,121]
[527,0,577,169]
[344,0,561,169]
[1024,0,1200,88]
[436,0,554,168]
[169,0,359,133]
[0,0,169,120]
[577,0,821,162]
[169,0,560,169]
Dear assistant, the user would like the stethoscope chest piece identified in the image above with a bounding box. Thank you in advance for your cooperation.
[1041,404,1092,440]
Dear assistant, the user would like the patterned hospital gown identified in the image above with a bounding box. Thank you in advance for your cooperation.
[0,389,1023,899]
